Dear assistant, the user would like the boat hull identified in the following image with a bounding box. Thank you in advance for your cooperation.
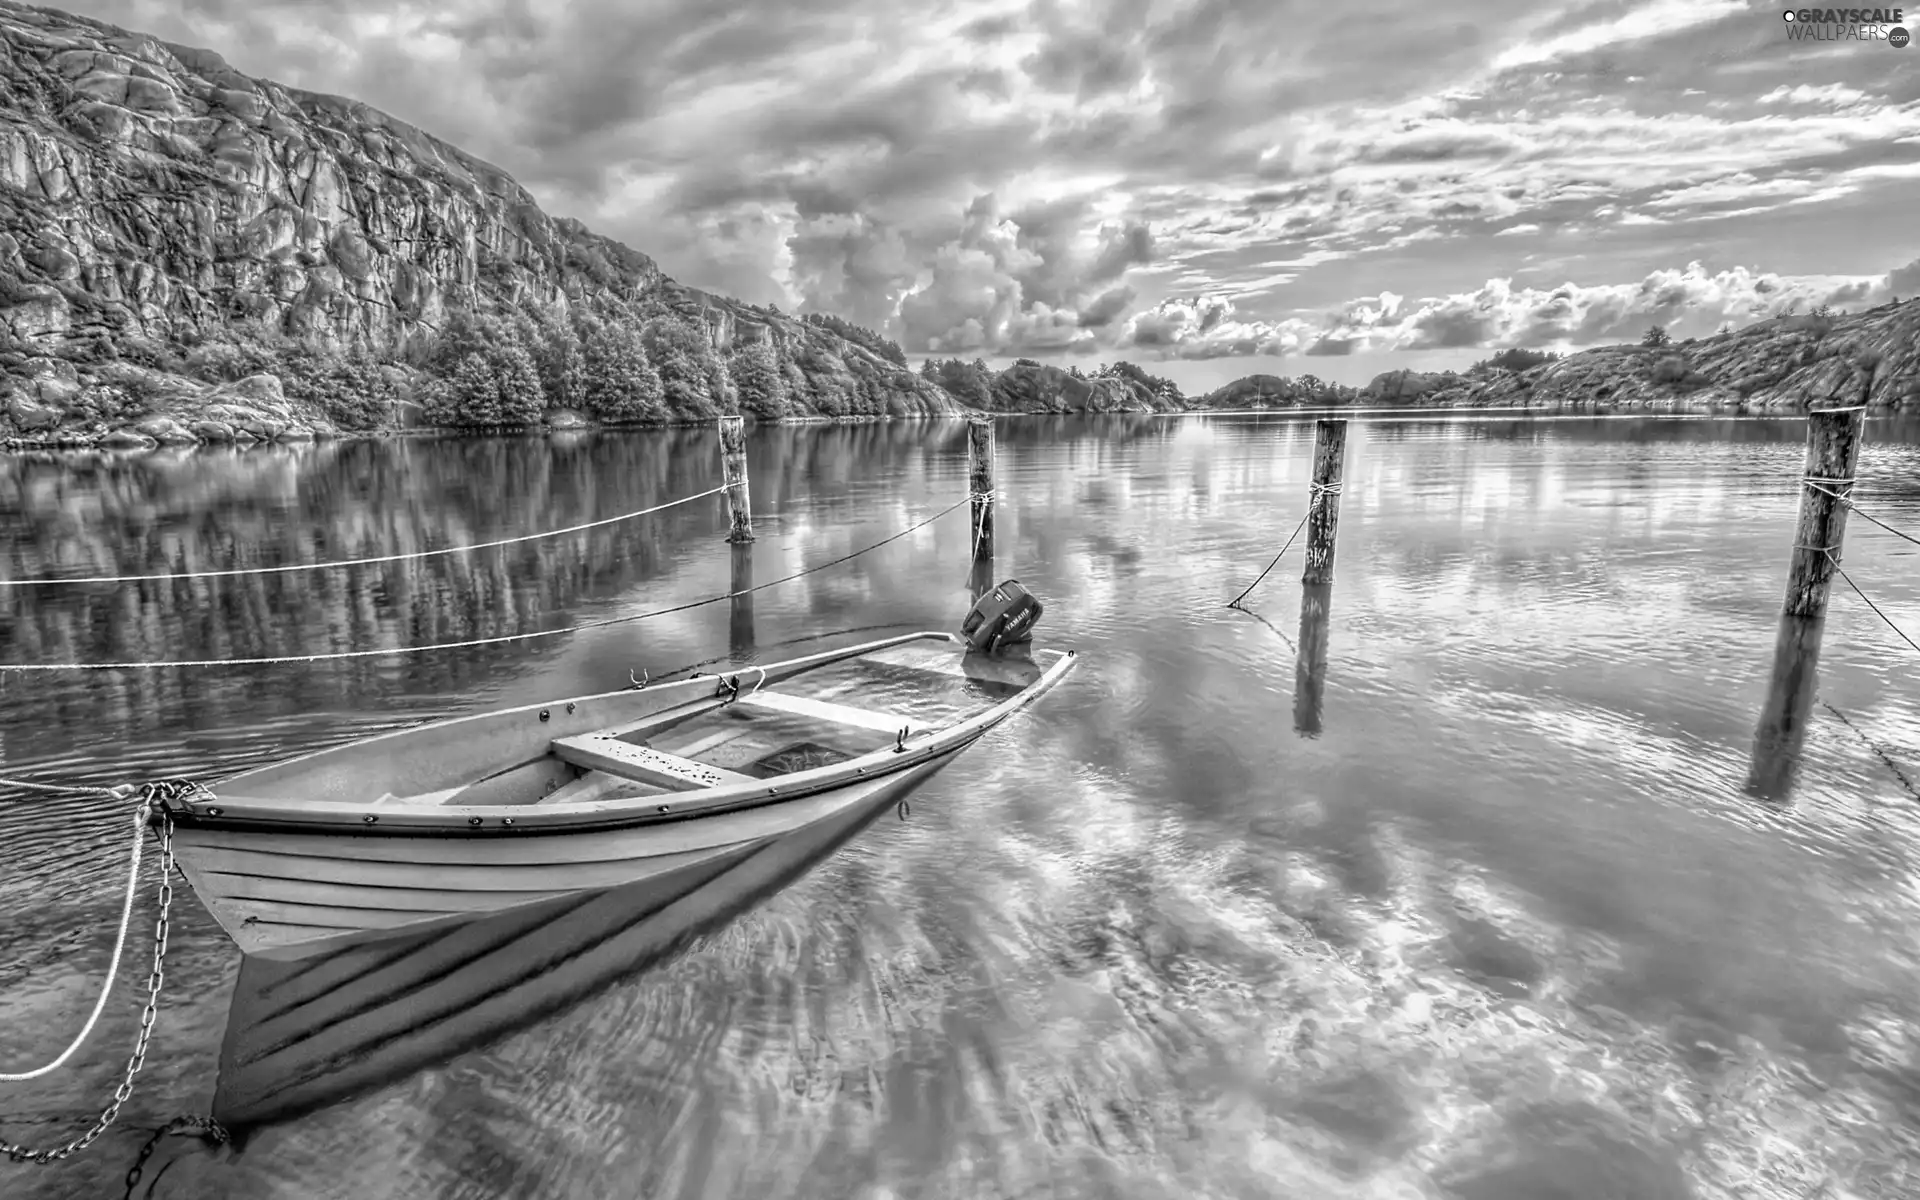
[166,633,1076,961]
[210,759,945,1131]
[173,743,973,961]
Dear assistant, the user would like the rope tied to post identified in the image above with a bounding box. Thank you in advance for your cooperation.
[1821,548,1920,656]
[2,779,221,1167]
[966,489,995,563]
[1225,479,1344,609]
[1802,479,1920,551]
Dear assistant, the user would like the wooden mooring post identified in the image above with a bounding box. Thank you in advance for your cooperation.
[1780,406,1865,619]
[1745,613,1823,802]
[1294,582,1334,737]
[717,415,754,544]
[1302,419,1348,585]
[729,542,756,659]
[967,416,995,559]
[967,546,996,603]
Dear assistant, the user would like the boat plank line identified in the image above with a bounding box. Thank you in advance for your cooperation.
[202,870,577,911]
[183,844,745,893]
[178,815,802,865]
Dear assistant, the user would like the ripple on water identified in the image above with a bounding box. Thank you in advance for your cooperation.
[4,418,1920,1199]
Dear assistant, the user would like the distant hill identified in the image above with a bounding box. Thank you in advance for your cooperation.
[1193,302,1918,414]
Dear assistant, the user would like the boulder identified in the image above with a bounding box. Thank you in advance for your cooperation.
[7,390,62,431]
[100,427,156,449]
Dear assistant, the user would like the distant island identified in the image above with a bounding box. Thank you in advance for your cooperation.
[0,0,1912,451]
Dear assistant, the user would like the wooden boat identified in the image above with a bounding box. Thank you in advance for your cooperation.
[157,631,1077,964]
[209,758,945,1131]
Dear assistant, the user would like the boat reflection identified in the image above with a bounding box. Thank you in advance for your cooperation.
[211,759,945,1133]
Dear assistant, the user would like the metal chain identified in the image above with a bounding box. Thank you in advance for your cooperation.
[0,786,210,1165]
[121,1114,230,1199]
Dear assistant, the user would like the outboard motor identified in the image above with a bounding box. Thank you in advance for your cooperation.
[959,579,1043,655]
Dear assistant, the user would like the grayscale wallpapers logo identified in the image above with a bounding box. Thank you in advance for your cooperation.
[1781,7,1909,43]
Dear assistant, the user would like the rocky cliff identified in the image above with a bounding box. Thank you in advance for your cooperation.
[0,0,959,448]
[1195,372,1357,409]
[1203,301,1917,414]
[986,360,1184,414]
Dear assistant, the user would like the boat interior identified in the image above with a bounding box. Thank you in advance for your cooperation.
[365,639,1059,810]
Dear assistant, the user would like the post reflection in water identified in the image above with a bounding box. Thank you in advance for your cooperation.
[1745,613,1826,803]
[1294,580,1333,738]
[729,541,756,659]
[1,414,1918,1200]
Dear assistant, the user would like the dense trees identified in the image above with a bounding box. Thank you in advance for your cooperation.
[728,336,788,418]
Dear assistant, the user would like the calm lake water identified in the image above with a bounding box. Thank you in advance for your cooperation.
[2,413,1919,1200]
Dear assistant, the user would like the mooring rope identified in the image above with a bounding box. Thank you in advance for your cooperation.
[0,495,974,672]
[0,803,148,1083]
[2,782,221,1169]
[1822,700,1920,802]
[1825,550,1920,656]
[1803,479,1920,551]
[0,486,729,588]
[1225,480,1342,609]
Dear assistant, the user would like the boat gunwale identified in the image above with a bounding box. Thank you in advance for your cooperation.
[162,633,1077,836]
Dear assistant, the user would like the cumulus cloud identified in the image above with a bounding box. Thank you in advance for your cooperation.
[1891,257,1920,299]
[1111,263,1901,361]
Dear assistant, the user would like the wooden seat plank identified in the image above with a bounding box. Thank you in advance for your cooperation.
[732,689,925,735]
[549,735,754,791]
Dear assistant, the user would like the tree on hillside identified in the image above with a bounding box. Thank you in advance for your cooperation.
[641,313,718,419]
[1474,347,1559,374]
[728,336,787,418]
[426,329,544,428]
[801,312,908,366]
[1103,359,1184,403]
[1641,324,1672,348]
[536,327,587,411]
[580,322,665,423]
[921,357,993,408]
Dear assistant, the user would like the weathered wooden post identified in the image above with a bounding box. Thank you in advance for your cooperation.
[1745,613,1823,802]
[729,542,755,658]
[717,415,754,543]
[1302,419,1348,585]
[1781,405,1865,618]
[967,546,996,603]
[1294,582,1333,737]
[967,416,995,559]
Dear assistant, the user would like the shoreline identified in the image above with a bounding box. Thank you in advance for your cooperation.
[3,402,1913,459]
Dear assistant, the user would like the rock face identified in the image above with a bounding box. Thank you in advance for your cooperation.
[1356,302,1918,412]
[1190,301,1918,415]
[986,360,1182,414]
[0,0,957,445]
[1196,373,1357,408]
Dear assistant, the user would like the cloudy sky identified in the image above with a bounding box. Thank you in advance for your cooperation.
[53,0,1920,390]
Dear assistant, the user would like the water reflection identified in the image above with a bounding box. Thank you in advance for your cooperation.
[2,413,1919,1200]
[1295,582,1334,738]
[1746,614,1826,802]
[729,542,756,659]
